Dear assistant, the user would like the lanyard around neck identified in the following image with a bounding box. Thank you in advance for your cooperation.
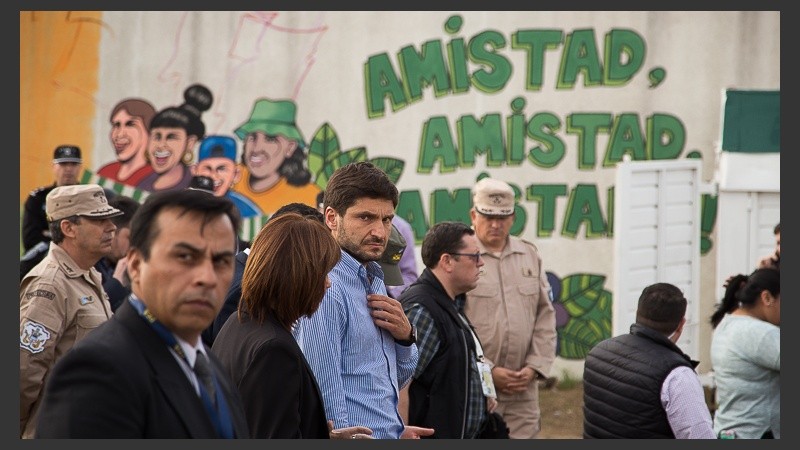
[455,312,486,361]
[129,297,188,360]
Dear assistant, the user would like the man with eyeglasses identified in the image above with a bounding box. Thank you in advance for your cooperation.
[398,221,502,438]
[462,177,557,439]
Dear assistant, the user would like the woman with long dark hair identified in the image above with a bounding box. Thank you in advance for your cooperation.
[211,213,373,439]
[709,268,780,439]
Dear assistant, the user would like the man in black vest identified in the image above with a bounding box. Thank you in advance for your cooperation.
[399,221,503,438]
[583,282,715,439]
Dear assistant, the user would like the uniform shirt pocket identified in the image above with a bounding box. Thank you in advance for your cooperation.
[467,283,500,326]
[516,283,540,317]
[75,309,108,341]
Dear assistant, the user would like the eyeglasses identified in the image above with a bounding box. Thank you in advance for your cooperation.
[450,252,481,264]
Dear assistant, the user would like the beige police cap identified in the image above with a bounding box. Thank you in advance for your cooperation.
[46,184,123,222]
[472,178,515,216]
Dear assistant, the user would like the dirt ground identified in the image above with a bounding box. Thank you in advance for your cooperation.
[537,379,584,439]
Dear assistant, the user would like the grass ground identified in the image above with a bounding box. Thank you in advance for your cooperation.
[537,377,584,439]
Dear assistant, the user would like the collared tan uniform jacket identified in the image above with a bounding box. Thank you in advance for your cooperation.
[19,244,112,438]
[463,237,557,409]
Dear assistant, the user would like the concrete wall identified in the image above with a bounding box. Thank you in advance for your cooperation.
[20,11,780,378]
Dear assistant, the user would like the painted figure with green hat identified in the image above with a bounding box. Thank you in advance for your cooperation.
[232,98,321,216]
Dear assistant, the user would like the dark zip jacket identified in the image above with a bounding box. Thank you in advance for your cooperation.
[583,323,699,438]
[400,269,486,438]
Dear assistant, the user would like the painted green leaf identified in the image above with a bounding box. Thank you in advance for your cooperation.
[308,122,340,189]
[557,273,613,359]
[339,147,368,165]
[560,274,607,316]
[370,157,405,184]
[559,313,610,359]
[315,147,369,189]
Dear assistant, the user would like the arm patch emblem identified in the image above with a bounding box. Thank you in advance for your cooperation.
[20,320,51,354]
[25,289,56,301]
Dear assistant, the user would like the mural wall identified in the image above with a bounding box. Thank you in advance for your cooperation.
[20,11,780,376]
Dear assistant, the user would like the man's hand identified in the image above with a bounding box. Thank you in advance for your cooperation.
[401,425,435,439]
[367,293,413,342]
[492,366,537,394]
[327,420,374,439]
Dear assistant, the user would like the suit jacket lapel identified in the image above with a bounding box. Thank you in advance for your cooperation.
[116,301,219,438]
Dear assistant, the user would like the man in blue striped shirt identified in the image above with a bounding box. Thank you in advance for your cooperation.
[293,162,433,439]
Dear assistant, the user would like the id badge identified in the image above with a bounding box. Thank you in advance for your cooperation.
[476,360,497,398]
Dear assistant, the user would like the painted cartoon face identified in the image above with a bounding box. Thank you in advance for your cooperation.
[148,127,189,174]
[194,157,239,197]
[110,109,148,163]
[242,132,296,179]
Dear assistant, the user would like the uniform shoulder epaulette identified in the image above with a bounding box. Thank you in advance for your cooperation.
[29,185,50,196]
[519,238,540,251]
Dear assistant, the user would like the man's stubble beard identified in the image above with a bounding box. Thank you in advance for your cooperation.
[336,226,383,264]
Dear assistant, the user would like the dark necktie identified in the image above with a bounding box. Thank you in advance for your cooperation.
[194,350,236,438]
[194,350,217,407]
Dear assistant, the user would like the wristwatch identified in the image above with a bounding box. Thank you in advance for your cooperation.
[396,325,417,346]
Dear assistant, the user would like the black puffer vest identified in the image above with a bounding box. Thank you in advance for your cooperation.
[583,324,699,439]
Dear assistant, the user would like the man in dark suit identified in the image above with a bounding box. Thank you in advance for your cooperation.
[35,189,249,438]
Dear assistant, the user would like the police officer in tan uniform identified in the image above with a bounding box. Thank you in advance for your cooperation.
[19,184,123,439]
[463,177,557,439]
